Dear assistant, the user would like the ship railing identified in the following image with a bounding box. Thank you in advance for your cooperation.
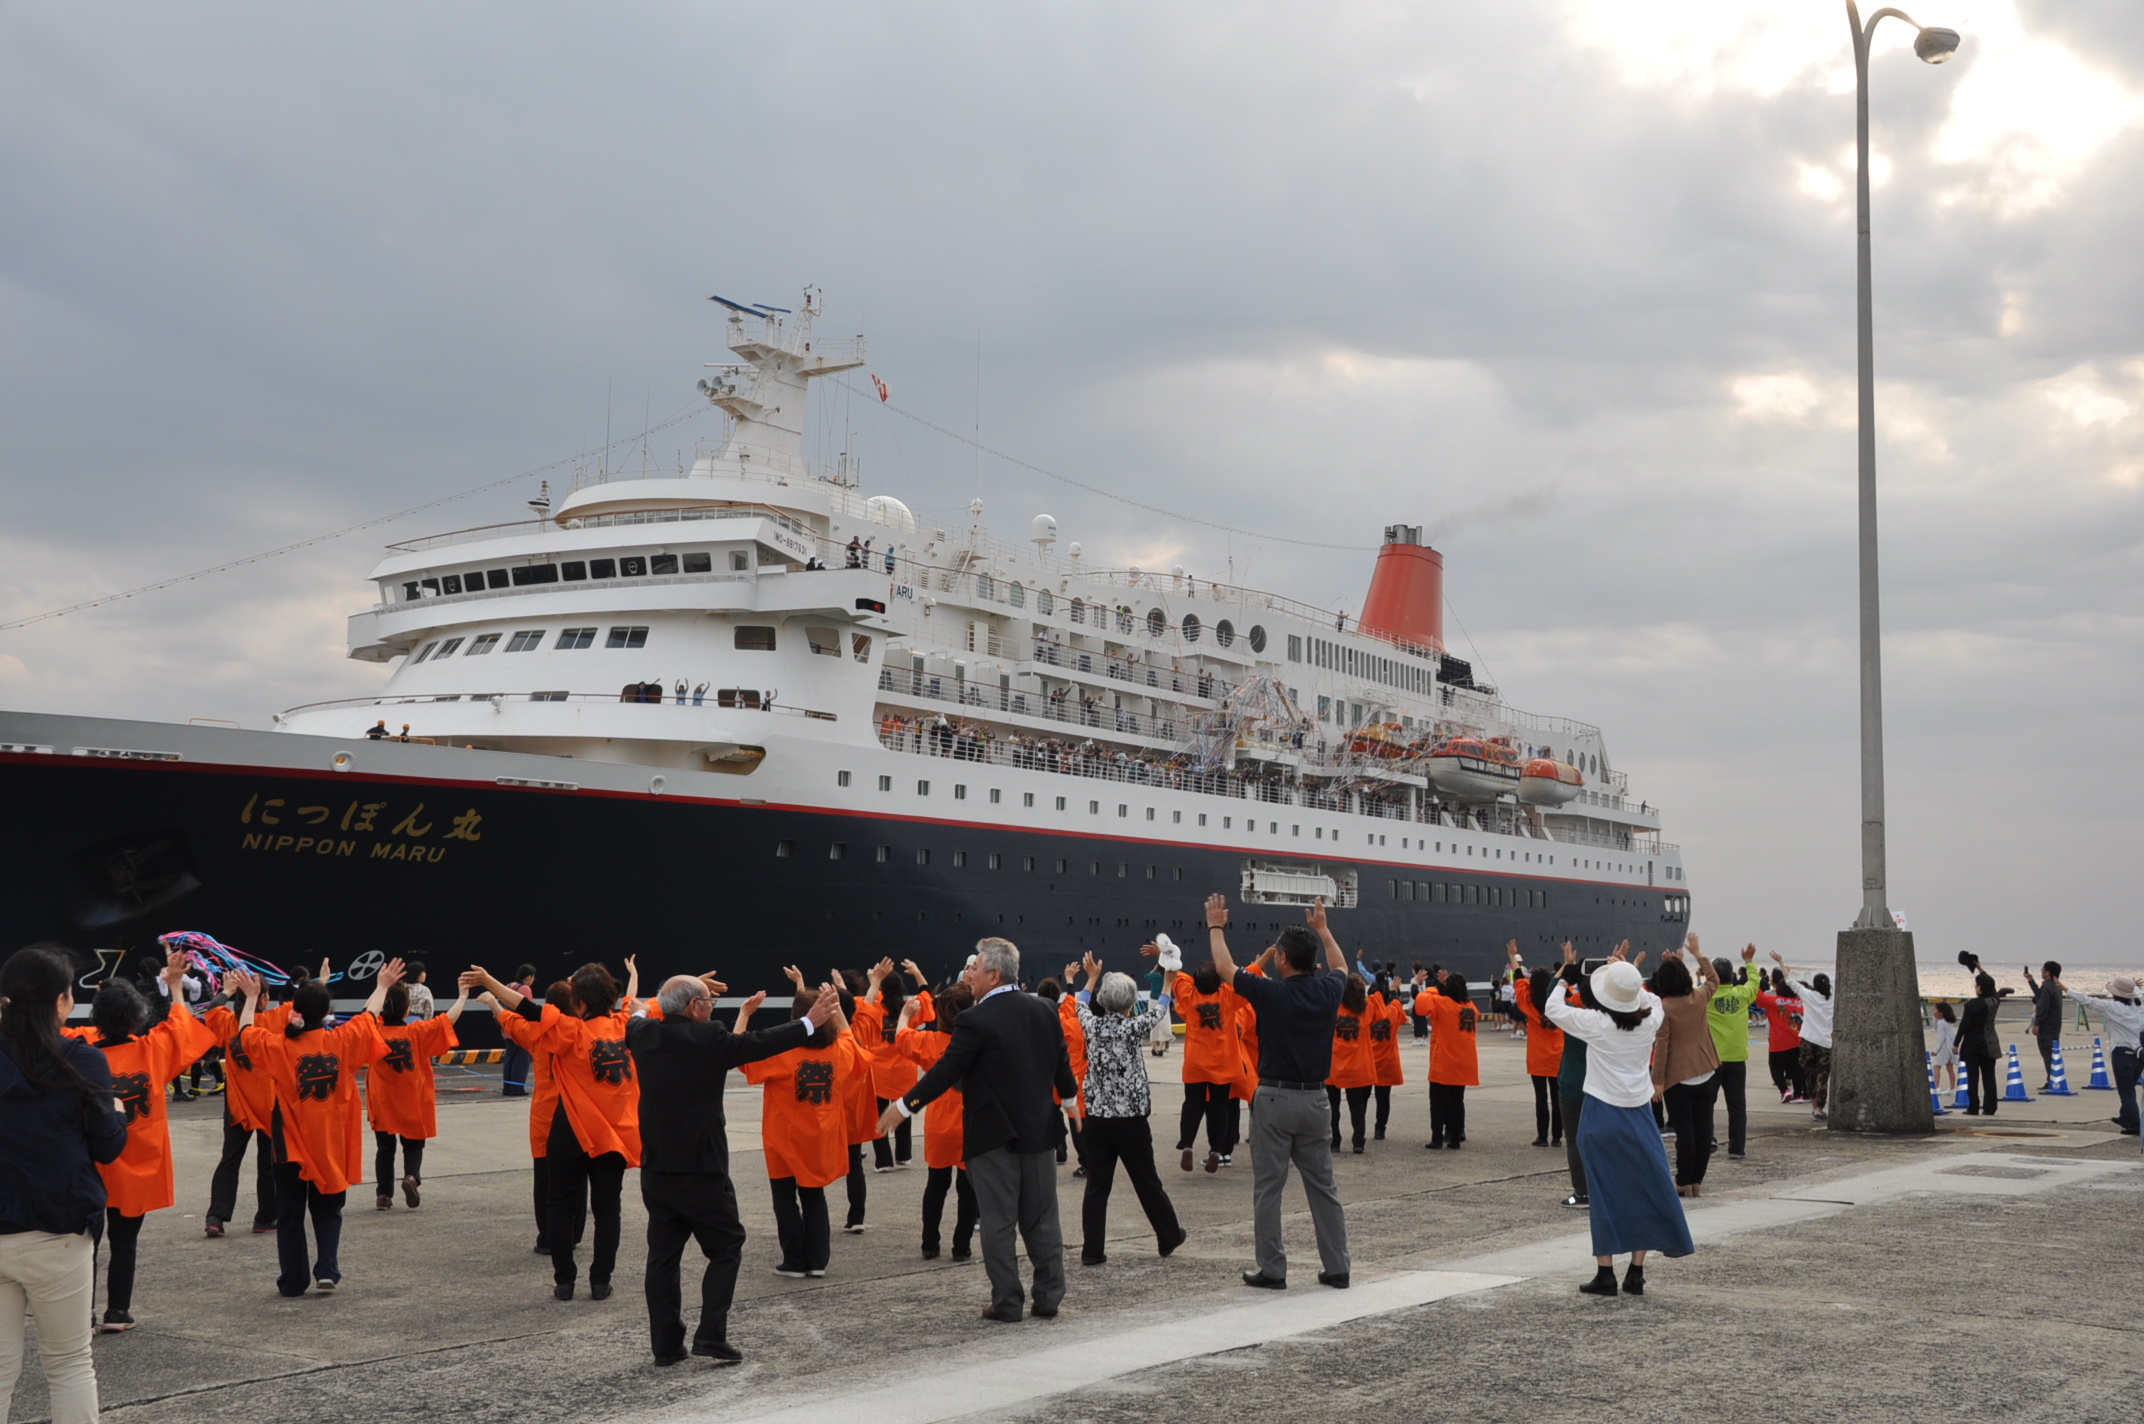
[385,503,816,557]
[568,440,853,494]
[371,568,756,615]
[878,667,1183,741]
[277,691,841,723]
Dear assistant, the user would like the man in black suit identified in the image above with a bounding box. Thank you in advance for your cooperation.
[628,971,839,1367]
[881,937,1080,1322]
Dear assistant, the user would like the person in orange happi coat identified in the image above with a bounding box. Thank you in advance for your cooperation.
[743,991,858,1277]
[226,961,398,1297]
[1366,977,1407,1141]
[462,958,640,1301]
[202,975,293,1238]
[487,980,570,1254]
[84,953,217,1331]
[895,984,978,1259]
[361,977,468,1211]
[1507,942,1567,1148]
[861,959,919,1171]
[1171,947,1246,1174]
[1324,974,1376,1154]
[795,965,882,1232]
[1043,971,1088,1171]
[1414,969,1481,1150]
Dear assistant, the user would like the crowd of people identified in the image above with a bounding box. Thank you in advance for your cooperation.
[18,911,2100,1420]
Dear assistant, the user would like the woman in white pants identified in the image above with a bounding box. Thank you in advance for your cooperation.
[0,946,130,1424]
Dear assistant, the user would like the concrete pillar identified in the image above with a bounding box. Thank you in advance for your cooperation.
[1828,927,1934,1134]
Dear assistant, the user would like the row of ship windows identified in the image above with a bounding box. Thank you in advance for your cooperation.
[1294,635,1434,696]
[778,842,1189,876]
[828,769,1626,869]
[1391,881,1552,909]
[412,627,651,663]
[400,551,744,601]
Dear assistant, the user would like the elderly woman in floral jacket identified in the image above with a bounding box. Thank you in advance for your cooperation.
[1073,950,1190,1266]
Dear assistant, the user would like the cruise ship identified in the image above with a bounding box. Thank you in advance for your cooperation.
[0,292,1688,1011]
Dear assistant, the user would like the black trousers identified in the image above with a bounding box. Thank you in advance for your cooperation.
[1325,1085,1370,1147]
[1530,1075,1565,1143]
[2036,1033,2058,1084]
[1373,1085,1392,1135]
[501,1042,532,1096]
[922,1165,978,1254]
[1177,1081,1234,1153]
[273,1160,345,1297]
[101,1209,143,1315]
[1963,1052,2000,1114]
[1428,1082,1467,1145]
[373,1132,426,1195]
[872,1099,913,1168]
[1561,1094,1587,1195]
[208,1118,276,1228]
[1080,1115,1181,1260]
[546,1111,625,1287]
[845,1142,867,1227]
[1664,1078,1719,1186]
[1768,1046,1807,1098]
[533,1156,552,1247]
[641,1170,748,1356]
[769,1179,830,1271]
[1717,1060,1748,1155]
[2113,1046,2140,1132]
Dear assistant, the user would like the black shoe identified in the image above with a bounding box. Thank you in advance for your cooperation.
[951,1247,973,1261]
[1622,1266,1646,1296]
[922,1245,941,1260]
[979,1304,1023,1323]
[100,1309,137,1333]
[1330,1134,1341,1150]
[1373,1127,1386,1140]
[553,1283,574,1301]
[1241,1271,1286,1290]
[1072,1166,1086,1178]
[1159,1226,1188,1258]
[534,1238,550,1254]
[1424,1141,1444,1150]
[1081,1253,1107,1266]
[691,1340,744,1365]
[1532,1136,1548,1147]
[204,1217,225,1238]
[590,1281,612,1301]
[1351,1141,1365,1154]
[653,1350,690,1367]
[1562,1194,1589,1209]
[1317,1271,1350,1289]
[1728,1151,1747,1160]
[1030,1303,1059,1319]
[1579,1267,1618,1297]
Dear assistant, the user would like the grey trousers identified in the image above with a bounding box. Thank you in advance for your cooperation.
[965,1146,1065,1315]
[1249,1086,1350,1279]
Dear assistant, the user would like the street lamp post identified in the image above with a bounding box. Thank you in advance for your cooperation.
[1829,3,1958,1135]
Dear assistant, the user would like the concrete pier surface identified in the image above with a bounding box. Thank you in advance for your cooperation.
[12,1031,2142,1424]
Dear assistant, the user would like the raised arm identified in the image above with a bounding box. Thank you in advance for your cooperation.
[1204,894,1238,980]
[443,981,469,1025]
[623,954,640,1005]
[734,990,768,1035]
[461,966,525,1011]
[1306,897,1345,972]
[363,958,406,1018]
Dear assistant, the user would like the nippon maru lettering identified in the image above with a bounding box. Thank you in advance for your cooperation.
[0,292,1687,1014]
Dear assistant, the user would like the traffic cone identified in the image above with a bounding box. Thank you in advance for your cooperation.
[1927,1052,1948,1116]
[2086,1037,2114,1091]
[2003,1045,2033,1102]
[2044,1040,2076,1096]
[1953,1068,1972,1110]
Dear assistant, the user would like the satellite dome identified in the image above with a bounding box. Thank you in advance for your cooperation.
[1031,514,1058,544]
[864,495,917,532]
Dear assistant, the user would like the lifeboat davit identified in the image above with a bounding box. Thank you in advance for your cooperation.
[1517,757,1585,807]
[1426,736,1523,801]
[1347,721,1410,760]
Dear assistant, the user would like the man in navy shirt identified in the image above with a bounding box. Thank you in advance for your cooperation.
[1204,893,1351,1290]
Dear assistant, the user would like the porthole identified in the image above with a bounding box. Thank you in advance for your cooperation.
[1247,625,1267,654]
[1182,613,1201,643]
[1146,608,1166,637]
[1215,619,1235,648]
[1037,589,1054,617]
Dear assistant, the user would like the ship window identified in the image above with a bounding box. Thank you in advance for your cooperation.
[1248,625,1267,654]
[1023,856,1036,871]
[652,554,679,575]
[989,788,1002,804]
[412,641,439,664]
[561,562,587,582]
[683,552,712,573]
[590,559,617,579]
[511,564,560,586]
[876,845,890,862]
[917,848,930,865]
[555,628,597,650]
[852,634,873,663]
[952,851,967,868]
[600,626,647,650]
[1089,801,1100,815]
[1174,867,1184,881]
[465,633,500,656]
[478,568,504,589]
[806,627,841,657]
[527,690,567,702]
[1287,633,1301,662]
[1198,814,1207,827]
[1117,863,1128,878]
[421,578,440,595]
[954,785,967,800]
[976,573,993,599]
[1056,859,1068,873]
[1181,613,1201,643]
[1117,804,1127,818]
[1172,810,1181,824]
[505,630,545,652]
[735,626,777,651]
[1146,608,1166,637]
[829,842,846,860]
[441,575,463,595]
[1215,619,1235,647]
[1542,890,1551,908]
[878,776,891,791]
[1089,861,1100,875]
[776,841,795,858]
[1389,880,1399,900]
[620,556,647,577]
[1036,589,1053,617]
[1010,582,1025,609]
[1223,816,1231,829]
[401,583,419,601]
[917,780,930,796]
[433,637,464,659]
[1145,865,1157,879]
[730,551,749,572]
[1291,824,1299,836]
[1022,792,1034,807]
[1055,797,1066,810]
[1070,598,1085,624]
[458,568,482,590]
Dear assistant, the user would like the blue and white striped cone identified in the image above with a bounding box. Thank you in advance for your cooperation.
[2003,1044,2034,1102]
[1927,1051,1948,1116]
[1953,1068,1973,1110]
[2045,1040,2076,1096]
[2087,1037,2114,1090]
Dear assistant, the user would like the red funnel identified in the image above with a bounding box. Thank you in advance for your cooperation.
[1357,525,1443,652]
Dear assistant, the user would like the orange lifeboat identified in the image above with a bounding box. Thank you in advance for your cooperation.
[1347,721,1410,760]
[1517,757,1584,807]
[1426,736,1523,801]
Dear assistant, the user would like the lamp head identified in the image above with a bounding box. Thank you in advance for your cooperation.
[1914,27,1960,63]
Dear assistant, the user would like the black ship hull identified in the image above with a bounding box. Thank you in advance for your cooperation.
[2,731,1687,1043]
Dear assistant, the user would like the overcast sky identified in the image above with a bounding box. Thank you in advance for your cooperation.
[3,1,2139,966]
